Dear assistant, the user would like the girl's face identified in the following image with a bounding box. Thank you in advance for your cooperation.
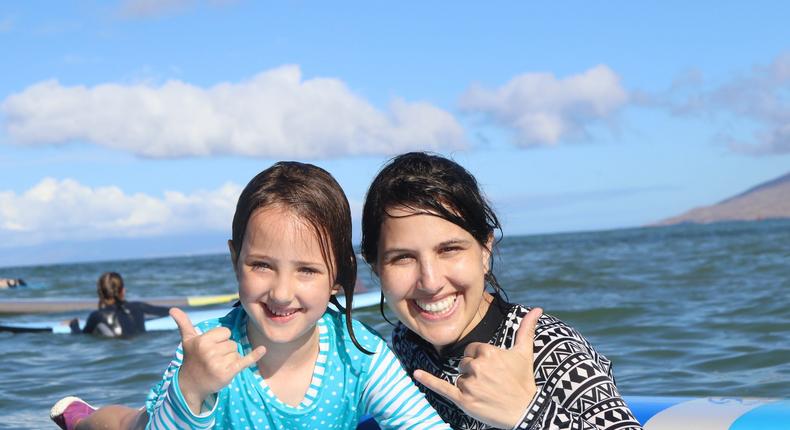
[375,207,492,352]
[233,206,338,348]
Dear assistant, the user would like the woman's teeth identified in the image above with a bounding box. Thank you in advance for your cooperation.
[416,295,456,313]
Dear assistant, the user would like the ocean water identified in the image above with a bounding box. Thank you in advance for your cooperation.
[0,220,788,429]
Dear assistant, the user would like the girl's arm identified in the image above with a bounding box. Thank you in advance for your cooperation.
[81,311,100,334]
[360,340,450,429]
[136,302,172,318]
[145,340,217,429]
[145,309,264,429]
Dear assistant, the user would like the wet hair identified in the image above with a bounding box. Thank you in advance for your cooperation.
[231,161,371,354]
[361,152,505,316]
[97,272,124,309]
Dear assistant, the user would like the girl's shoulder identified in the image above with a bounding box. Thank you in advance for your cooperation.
[321,308,386,356]
[192,306,241,335]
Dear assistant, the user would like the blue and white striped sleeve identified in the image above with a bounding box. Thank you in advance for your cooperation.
[360,340,450,429]
[145,340,219,429]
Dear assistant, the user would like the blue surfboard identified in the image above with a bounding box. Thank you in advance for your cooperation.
[0,291,382,334]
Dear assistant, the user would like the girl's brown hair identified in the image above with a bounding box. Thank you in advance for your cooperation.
[97,272,124,309]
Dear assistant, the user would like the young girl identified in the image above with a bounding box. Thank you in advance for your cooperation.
[51,162,449,430]
[70,272,171,337]
[361,152,643,430]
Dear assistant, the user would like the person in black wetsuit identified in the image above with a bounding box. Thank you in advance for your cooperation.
[0,278,27,288]
[71,272,170,338]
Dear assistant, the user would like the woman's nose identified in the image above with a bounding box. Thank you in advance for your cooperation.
[417,258,444,294]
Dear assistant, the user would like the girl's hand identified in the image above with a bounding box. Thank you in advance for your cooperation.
[170,308,266,414]
[413,307,543,429]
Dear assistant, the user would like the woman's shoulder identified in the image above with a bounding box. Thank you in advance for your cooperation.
[509,303,613,373]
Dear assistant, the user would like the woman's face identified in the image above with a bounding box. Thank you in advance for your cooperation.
[375,207,492,352]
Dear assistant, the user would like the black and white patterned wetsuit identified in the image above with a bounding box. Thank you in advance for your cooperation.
[391,294,643,430]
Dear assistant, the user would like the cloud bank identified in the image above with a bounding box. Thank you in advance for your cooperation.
[459,65,628,146]
[1,65,466,158]
[650,52,790,155]
[0,179,241,247]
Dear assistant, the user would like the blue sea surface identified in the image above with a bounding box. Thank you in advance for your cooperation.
[0,220,788,429]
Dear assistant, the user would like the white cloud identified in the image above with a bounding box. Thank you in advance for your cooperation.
[0,178,241,246]
[649,52,790,155]
[459,65,628,146]
[1,65,466,158]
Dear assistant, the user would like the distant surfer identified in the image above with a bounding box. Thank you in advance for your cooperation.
[0,278,26,289]
[68,272,170,337]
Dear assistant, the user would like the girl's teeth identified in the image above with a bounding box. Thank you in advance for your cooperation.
[416,295,456,313]
[267,305,297,316]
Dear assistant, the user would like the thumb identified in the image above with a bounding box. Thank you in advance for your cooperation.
[170,307,198,342]
[514,307,542,353]
[413,369,463,405]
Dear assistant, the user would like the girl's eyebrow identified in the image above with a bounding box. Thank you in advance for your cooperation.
[245,254,324,267]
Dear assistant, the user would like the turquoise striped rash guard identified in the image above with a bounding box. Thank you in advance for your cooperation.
[144,307,449,429]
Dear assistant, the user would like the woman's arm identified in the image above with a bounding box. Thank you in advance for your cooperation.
[135,302,172,318]
[512,309,643,429]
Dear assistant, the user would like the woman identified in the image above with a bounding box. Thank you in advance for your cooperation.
[361,152,643,430]
[72,272,170,337]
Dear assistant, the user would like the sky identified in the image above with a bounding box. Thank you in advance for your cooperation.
[1,1,788,267]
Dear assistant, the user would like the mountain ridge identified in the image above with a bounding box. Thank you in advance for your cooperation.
[654,171,790,226]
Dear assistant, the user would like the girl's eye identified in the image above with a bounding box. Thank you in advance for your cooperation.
[440,246,462,254]
[251,262,271,271]
[299,267,320,275]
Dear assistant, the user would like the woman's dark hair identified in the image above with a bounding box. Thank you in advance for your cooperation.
[97,272,124,309]
[361,152,505,305]
[231,161,371,354]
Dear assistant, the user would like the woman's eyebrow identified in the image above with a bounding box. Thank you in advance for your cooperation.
[436,238,470,248]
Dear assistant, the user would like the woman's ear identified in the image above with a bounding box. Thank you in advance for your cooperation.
[481,234,494,272]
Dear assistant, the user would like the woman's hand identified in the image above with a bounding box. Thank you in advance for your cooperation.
[414,307,543,429]
[170,308,266,414]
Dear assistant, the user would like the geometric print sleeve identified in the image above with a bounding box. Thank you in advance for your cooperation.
[510,307,643,430]
[361,339,451,429]
[390,300,643,430]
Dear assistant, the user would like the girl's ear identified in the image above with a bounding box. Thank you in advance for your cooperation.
[228,240,240,278]
[330,283,341,296]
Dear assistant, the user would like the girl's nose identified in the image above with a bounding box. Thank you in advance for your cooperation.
[269,276,295,304]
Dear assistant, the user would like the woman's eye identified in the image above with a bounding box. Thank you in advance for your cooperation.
[440,246,462,254]
[391,254,414,264]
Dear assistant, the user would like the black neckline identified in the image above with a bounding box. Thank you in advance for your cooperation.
[401,294,515,359]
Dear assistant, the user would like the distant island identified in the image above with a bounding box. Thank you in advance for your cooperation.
[654,171,790,226]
